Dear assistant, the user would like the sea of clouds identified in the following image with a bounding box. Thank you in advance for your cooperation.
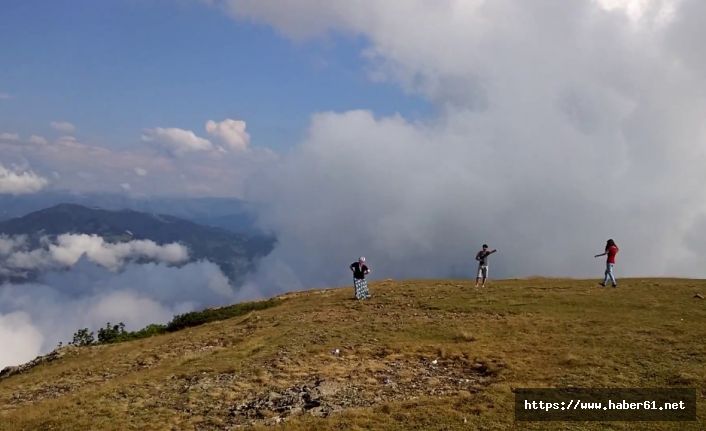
[0,235,237,368]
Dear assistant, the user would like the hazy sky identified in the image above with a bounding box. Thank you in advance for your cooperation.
[2,0,706,366]
[0,0,430,195]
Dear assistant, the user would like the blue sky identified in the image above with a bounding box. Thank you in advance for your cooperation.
[0,0,431,151]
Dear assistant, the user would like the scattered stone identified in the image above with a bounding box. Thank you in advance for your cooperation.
[0,346,78,380]
[0,366,20,379]
[230,377,343,425]
[694,293,704,300]
[226,355,502,426]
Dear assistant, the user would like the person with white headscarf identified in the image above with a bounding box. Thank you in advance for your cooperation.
[350,256,371,300]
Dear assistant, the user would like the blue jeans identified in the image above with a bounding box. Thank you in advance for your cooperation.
[603,263,617,286]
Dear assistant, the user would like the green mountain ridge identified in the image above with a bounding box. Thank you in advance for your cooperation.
[0,203,275,283]
[0,192,261,234]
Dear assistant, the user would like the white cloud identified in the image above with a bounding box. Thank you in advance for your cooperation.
[141,127,214,156]
[50,121,76,133]
[134,167,148,176]
[84,291,175,332]
[2,234,189,274]
[0,164,49,195]
[0,259,236,368]
[206,119,250,151]
[0,312,44,369]
[50,234,189,270]
[143,119,251,156]
[0,235,27,257]
[28,135,48,146]
[0,93,11,100]
[120,182,132,191]
[0,132,20,142]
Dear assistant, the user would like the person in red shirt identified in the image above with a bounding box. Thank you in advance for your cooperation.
[594,239,619,287]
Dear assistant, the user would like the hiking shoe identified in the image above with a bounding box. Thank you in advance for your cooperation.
[612,284,617,288]
[599,283,606,287]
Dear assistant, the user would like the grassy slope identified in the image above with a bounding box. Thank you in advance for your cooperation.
[0,278,704,430]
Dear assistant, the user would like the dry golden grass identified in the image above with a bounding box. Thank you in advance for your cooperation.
[0,278,704,430]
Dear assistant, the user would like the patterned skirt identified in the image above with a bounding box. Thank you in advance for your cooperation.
[354,278,369,300]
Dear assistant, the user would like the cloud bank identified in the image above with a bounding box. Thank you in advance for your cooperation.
[0,311,43,369]
[0,234,237,368]
[209,0,706,294]
[0,259,236,368]
[0,234,189,280]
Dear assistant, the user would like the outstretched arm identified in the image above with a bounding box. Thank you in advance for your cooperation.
[594,252,606,258]
[490,249,498,254]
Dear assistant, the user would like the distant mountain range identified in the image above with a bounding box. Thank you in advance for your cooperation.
[0,192,261,234]
[0,203,275,283]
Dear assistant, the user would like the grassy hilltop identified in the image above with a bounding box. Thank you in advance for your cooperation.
[0,278,704,430]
